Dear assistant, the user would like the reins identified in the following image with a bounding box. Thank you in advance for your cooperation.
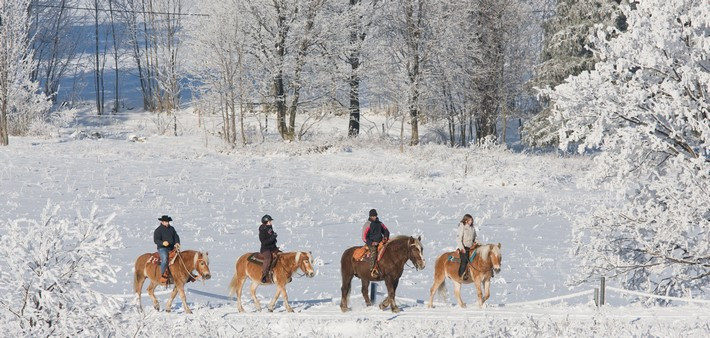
[176,250,203,282]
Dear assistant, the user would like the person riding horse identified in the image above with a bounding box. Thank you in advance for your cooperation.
[456,214,477,280]
[153,215,181,283]
[362,209,390,278]
[259,214,278,283]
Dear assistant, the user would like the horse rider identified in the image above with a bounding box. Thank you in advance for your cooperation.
[456,213,477,280]
[154,215,181,283]
[362,209,390,278]
[259,214,278,283]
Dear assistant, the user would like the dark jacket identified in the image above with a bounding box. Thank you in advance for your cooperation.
[363,218,389,246]
[154,225,180,250]
[259,224,278,253]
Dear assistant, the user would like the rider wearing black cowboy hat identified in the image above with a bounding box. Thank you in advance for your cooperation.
[154,215,181,282]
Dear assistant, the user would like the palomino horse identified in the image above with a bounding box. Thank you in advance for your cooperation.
[228,251,316,312]
[340,235,426,313]
[134,250,212,314]
[428,243,502,308]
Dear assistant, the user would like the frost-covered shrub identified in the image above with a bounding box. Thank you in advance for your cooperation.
[548,0,710,297]
[0,204,122,336]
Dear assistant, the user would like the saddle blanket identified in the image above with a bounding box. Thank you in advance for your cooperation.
[148,249,178,265]
[247,252,279,267]
[447,250,477,263]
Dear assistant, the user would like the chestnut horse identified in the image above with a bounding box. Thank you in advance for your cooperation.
[340,235,426,313]
[428,243,502,308]
[228,251,316,312]
[134,250,212,313]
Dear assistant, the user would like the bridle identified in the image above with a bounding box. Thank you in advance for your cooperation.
[406,239,424,270]
[293,253,314,278]
[177,250,208,282]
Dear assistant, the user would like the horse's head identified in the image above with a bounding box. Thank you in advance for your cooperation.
[489,243,502,274]
[296,251,315,278]
[195,251,212,280]
[407,236,426,270]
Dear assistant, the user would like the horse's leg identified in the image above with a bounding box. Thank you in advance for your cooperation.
[147,281,160,311]
[381,278,399,313]
[177,284,192,314]
[361,278,372,306]
[453,280,465,308]
[250,281,262,311]
[482,276,491,304]
[278,284,294,313]
[165,285,179,312]
[340,271,354,312]
[135,275,146,312]
[474,275,484,308]
[268,287,282,312]
[236,275,247,313]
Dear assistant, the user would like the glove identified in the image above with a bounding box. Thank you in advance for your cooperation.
[175,243,181,249]
[163,241,169,247]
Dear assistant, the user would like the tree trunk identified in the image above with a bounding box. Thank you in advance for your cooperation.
[347,0,362,137]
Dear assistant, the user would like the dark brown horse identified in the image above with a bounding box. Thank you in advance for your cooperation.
[340,235,425,313]
[228,251,316,313]
[428,243,502,308]
[134,250,212,313]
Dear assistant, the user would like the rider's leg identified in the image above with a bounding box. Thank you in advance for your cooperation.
[158,247,170,277]
[261,250,272,283]
[368,244,378,277]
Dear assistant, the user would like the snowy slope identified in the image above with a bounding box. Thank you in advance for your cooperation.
[1,112,707,336]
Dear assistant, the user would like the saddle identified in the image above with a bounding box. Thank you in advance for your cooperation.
[352,241,387,262]
[247,252,279,269]
[149,249,178,266]
[446,249,477,264]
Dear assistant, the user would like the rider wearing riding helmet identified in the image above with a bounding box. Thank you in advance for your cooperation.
[259,214,278,283]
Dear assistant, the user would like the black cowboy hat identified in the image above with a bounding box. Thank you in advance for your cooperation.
[158,215,173,222]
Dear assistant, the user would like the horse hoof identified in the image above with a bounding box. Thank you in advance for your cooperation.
[165,309,171,313]
[268,308,274,313]
[340,306,349,313]
[365,302,372,307]
[287,308,294,313]
[153,305,159,311]
[392,307,401,313]
[379,303,387,310]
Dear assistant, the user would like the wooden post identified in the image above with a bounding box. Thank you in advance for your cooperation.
[370,282,376,303]
[594,288,599,307]
[600,277,606,306]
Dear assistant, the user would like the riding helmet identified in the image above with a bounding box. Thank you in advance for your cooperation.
[261,214,274,223]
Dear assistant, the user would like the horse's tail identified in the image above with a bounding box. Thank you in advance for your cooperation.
[435,279,448,303]
[228,255,245,297]
[133,255,145,294]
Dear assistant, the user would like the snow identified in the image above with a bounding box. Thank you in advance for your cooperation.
[1,111,708,336]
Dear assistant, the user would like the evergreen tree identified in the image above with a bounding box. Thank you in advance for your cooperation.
[525,0,625,146]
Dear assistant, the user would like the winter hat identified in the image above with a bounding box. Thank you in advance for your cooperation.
[369,209,378,217]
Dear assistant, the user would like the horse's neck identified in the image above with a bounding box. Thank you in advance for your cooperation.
[473,246,491,268]
[383,241,409,266]
[277,252,298,272]
[179,251,196,270]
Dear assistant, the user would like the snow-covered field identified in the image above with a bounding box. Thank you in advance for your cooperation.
[1,112,708,336]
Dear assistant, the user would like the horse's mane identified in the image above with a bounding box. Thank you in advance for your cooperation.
[476,244,500,263]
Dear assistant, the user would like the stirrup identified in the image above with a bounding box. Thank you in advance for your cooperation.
[370,269,380,278]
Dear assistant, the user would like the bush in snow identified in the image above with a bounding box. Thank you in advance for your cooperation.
[0,204,122,336]
[548,0,709,298]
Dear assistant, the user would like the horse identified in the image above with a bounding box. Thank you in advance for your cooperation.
[340,235,426,313]
[133,249,212,314]
[228,251,316,313]
[428,243,502,308]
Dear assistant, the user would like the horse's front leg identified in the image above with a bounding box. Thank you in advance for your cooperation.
[278,284,294,313]
[474,276,484,308]
[453,280,465,308]
[361,279,372,306]
[177,284,192,314]
[165,286,179,312]
[250,282,262,311]
[268,288,282,312]
[380,278,399,313]
[483,276,491,304]
[146,281,160,311]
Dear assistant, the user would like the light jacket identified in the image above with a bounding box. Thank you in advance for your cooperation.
[456,221,476,251]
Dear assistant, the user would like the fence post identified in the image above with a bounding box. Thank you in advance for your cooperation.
[594,288,599,307]
[600,277,606,306]
[370,282,377,303]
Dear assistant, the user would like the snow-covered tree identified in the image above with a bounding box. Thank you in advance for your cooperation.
[0,204,122,335]
[549,0,710,298]
[526,0,625,146]
[0,0,51,145]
